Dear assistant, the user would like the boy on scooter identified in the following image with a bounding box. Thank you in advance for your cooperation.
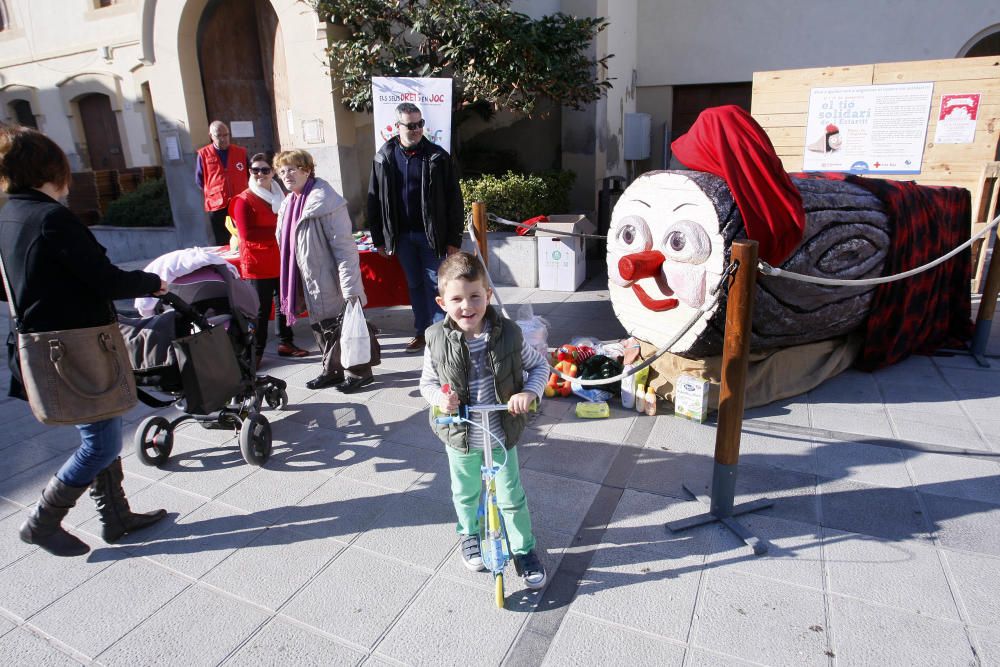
[419,252,550,589]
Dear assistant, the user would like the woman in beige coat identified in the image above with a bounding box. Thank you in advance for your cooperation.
[275,149,376,392]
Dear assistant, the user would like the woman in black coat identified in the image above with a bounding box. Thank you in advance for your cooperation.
[0,125,169,557]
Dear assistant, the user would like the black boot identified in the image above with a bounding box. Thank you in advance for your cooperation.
[19,477,91,557]
[90,458,167,543]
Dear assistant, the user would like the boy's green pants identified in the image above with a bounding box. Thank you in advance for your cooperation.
[445,445,535,556]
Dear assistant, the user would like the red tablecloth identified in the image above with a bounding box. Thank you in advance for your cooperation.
[222,247,409,310]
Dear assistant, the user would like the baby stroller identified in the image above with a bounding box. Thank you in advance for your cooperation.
[119,263,288,466]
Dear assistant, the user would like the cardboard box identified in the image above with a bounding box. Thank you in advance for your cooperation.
[536,215,596,291]
[674,374,709,423]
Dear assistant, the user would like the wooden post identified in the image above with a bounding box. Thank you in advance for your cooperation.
[711,240,759,517]
[971,226,1000,365]
[472,201,488,268]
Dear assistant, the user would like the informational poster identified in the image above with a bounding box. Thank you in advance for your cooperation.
[371,76,453,153]
[230,121,254,138]
[934,93,980,144]
[802,82,934,174]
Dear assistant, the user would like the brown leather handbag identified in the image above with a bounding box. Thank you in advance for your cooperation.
[1,258,137,425]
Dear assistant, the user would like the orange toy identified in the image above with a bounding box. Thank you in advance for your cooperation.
[556,344,596,364]
[545,359,577,398]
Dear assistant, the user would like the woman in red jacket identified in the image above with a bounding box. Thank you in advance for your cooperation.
[229,153,308,366]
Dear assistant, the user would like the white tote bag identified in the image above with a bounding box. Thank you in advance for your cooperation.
[340,299,372,368]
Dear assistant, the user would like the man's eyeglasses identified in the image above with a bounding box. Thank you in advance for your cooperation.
[396,119,425,131]
[250,167,272,175]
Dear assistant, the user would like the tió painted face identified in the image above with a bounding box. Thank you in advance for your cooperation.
[436,278,492,338]
[606,172,726,351]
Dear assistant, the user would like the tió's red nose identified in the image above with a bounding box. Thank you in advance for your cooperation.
[618,251,665,281]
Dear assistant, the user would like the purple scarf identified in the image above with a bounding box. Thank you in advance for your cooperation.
[278,175,316,325]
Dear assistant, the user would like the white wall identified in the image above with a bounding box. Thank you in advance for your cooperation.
[637,0,1000,86]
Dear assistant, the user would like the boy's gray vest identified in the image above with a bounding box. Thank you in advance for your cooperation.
[426,308,527,453]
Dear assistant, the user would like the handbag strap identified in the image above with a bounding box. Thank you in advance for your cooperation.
[0,253,22,332]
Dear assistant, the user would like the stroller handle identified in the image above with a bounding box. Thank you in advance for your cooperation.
[158,292,212,330]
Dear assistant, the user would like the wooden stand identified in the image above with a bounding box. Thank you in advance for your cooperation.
[472,201,489,268]
[971,224,1000,367]
[972,163,1000,294]
[666,241,773,555]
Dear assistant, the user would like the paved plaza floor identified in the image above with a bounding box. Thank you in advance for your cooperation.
[0,268,998,666]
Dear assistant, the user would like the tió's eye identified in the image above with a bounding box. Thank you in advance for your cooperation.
[659,220,710,264]
[610,215,652,253]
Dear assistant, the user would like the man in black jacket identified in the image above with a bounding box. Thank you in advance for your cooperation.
[368,103,464,353]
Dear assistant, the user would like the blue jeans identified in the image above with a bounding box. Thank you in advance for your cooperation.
[395,231,445,334]
[56,417,123,487]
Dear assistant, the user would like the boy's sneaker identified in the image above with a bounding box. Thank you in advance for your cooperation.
[460,534,484,571]
[514,549,547,589]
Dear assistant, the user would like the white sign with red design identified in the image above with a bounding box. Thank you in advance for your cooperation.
[371,77,453,153]
[802,82,933,175]
[934,93,981,144]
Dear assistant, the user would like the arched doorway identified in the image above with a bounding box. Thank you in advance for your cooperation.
[197,0,283,158]
[8,99,38,129]
[78,93,126,170]
[963,27,1000,57]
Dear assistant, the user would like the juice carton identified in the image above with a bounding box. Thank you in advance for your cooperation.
[674,374,709,423]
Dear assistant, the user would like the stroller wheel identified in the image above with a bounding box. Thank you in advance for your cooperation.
[264,387,288,411]
[239,413,272,466]
[135,416,173,467]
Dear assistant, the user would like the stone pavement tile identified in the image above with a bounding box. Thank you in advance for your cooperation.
[544,613,685,667]
[281,547,429,649]
[96,584,270,666]
[604,489,716,561]
[547,406,639,445]
[0,413,54,451]
[743,397,812,427]
[940,366,1000,394]
[402,450,452,504]
[335,439,436,493]
[120,449,174,482]
[0,509,67,569]
[942,549,1000,627]
[0,614,13,634]
[228,617,364,666]
[29,558,190,659]
[626,448,712,500]
[872,354,941,385]
[201,525,342,612]
[0,545,117,621]
[0,440,66,484]
[806,369,886,412]
[521,434,622,484]
[367,380,427,411]
[921,493,1000,557]
[729,463,819,527]
[823,528,961,620]
[0,626,82,666]
[809,405,895,439]
[332,401,438,450]
[691,570,828,666]
[263,427,370,477]
[876,381,965,415]
[569,542,702,642]
[0,458,69,507]
[733,428,817,476]
[214,466,329,521]
[644,413,718,453]
[124,501,268,579]
[374,576,528,666]
[0,497,17,521]
[815,440,913,489]
[685,648,764,666]
[153,445,258,500]
[350,492,457,567]
[828,594,975,666]
[888,406,989,448]
[819,478,931,541]
[973,627,1000,667]
[955,392,1000,425]
[906,451,1000,504]
[82,479,208,549]
[520,469,600,536]
[171,419,243,447]
[282,391,352,431]
[706,514,824,591]
[276,476,394,542]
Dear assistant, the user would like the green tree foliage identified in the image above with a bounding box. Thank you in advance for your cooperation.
[461,170,575,230]
[310,0,611,115]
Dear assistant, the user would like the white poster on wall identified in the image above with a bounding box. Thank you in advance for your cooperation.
[802,82,933,174]
[372,77,453,153]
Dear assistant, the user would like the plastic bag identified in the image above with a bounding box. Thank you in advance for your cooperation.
[515,304,549,361]
[340,299,372,368]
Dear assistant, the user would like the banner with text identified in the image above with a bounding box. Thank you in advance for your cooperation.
[372,77,453,153]
[802,82,934,174]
